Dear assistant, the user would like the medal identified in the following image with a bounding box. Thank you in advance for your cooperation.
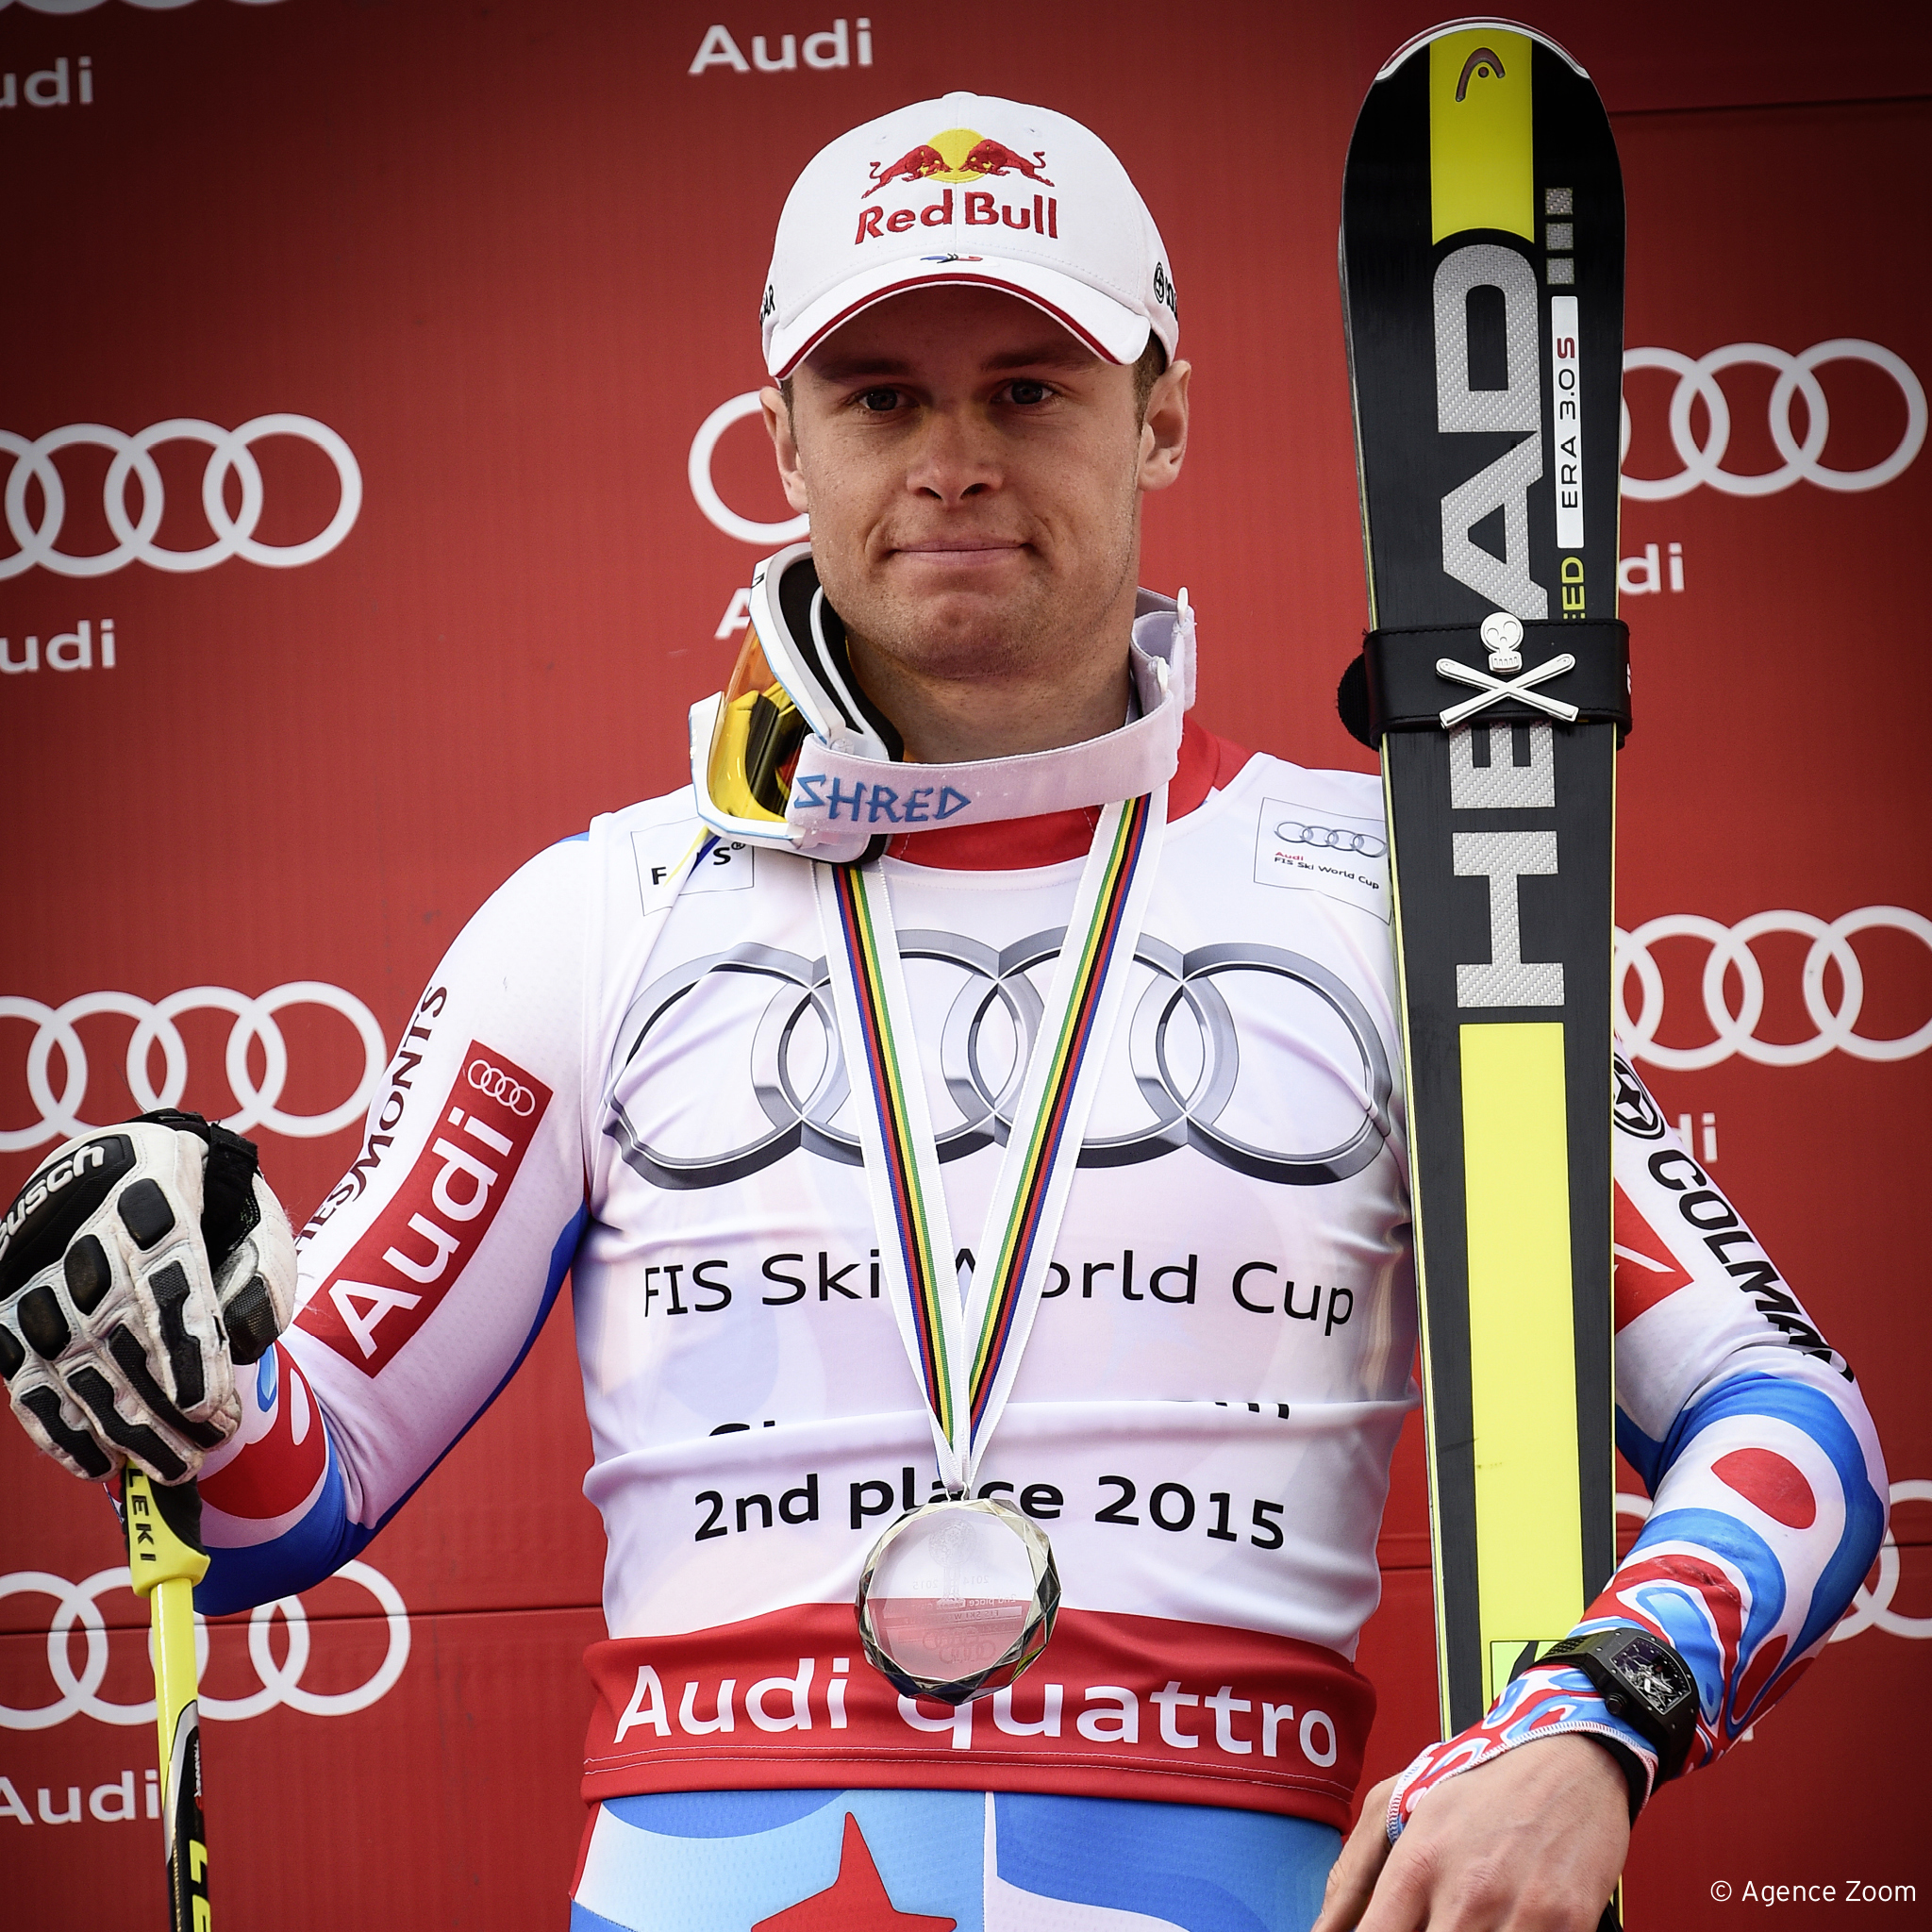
[816,787,1166,1705]
[855,1496,1060,1702]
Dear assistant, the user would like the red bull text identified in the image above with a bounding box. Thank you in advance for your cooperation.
[856,190,1058,244]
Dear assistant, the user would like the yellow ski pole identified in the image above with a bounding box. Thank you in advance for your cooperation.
[125,1468,210,1931]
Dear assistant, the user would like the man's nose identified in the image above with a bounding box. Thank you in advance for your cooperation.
[905,403,1001,503]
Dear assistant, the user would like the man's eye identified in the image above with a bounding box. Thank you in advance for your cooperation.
[857,388,902,412]
[1007,380,1052,406]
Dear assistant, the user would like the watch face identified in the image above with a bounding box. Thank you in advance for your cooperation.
[1610,1633,1692,1716]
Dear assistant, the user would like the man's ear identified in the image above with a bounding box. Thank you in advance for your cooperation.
[762,385,811,514]
[1137,358,1191,495]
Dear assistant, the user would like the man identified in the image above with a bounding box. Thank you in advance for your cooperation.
[0,93,1885,1931]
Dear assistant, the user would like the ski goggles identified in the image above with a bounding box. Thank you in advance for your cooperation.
[691,542,1198,866]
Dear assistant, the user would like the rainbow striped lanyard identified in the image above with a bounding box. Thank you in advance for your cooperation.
[813,788,1167,1494]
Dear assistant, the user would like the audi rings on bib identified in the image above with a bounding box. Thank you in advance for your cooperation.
[0,983,388,1152]
[0,1561,410,1729]
[608,930,1393,1191]
[0,416,362,577]
[1618,341,1925,499]
[1274,819,1388,859]
[1614,908,1932,1071]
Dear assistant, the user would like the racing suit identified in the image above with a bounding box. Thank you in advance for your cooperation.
[188,714,1886,1922]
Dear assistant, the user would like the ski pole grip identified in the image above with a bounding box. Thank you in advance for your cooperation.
[125,1469,209,1595]
[1339,619,1632,747]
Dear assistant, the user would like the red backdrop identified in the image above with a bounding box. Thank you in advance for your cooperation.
[3,2,1927,1924]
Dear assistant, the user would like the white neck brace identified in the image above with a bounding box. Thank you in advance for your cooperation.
[689,545,1198,866]
[783,591,1194,860]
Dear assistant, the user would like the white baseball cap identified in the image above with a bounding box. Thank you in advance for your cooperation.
[761,91,1179,378]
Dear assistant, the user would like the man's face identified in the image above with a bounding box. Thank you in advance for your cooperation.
[763,286,1187,712]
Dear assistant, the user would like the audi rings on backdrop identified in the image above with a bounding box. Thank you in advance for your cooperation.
[1619,340,1925,499]
[0,416,362,577]
[608,930,1393,1191]
[1615,908,1932,1071]
[1618,1486,1932,1643]
[1830,1480,1932,1642]
[0,1560,410,1730]
[690,345,1925,543]
[0,983,389,1153]
[687,392,809,546]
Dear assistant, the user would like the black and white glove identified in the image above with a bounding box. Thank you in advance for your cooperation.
[0,1111,296,1484]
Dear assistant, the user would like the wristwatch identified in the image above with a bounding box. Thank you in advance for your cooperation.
[1542,1626,1700,1787]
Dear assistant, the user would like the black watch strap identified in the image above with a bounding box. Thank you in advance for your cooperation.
[1584,1732,1650,1824]
[1542,1625,1699,1794]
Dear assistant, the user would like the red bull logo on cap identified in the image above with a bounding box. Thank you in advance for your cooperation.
[856,126,1058,244]
[865,126,1054,195]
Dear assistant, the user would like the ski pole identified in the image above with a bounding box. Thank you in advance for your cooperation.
[125,1468,211,1931]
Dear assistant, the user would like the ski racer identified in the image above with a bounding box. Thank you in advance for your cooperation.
[0,92,1886,1932]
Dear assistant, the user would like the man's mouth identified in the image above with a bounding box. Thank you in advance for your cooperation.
[889,539,1029,568]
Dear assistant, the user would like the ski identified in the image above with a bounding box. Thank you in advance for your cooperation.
[1338,20,1629,1741]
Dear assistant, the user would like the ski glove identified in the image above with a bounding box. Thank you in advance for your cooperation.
[0,1112,296,1484]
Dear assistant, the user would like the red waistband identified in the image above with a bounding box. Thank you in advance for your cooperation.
[581,1602,1372,1829]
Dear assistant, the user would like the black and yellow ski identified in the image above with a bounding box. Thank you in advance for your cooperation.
[1339,22,1629,1740]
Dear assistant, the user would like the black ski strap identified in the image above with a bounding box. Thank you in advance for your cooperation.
[137,1109,265,1270]
[1337,619,1631,749]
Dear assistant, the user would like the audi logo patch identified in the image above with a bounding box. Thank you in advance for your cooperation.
[469,1059,538,1115]
[1274,820,1389,859]
[301,1041,551,1374]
